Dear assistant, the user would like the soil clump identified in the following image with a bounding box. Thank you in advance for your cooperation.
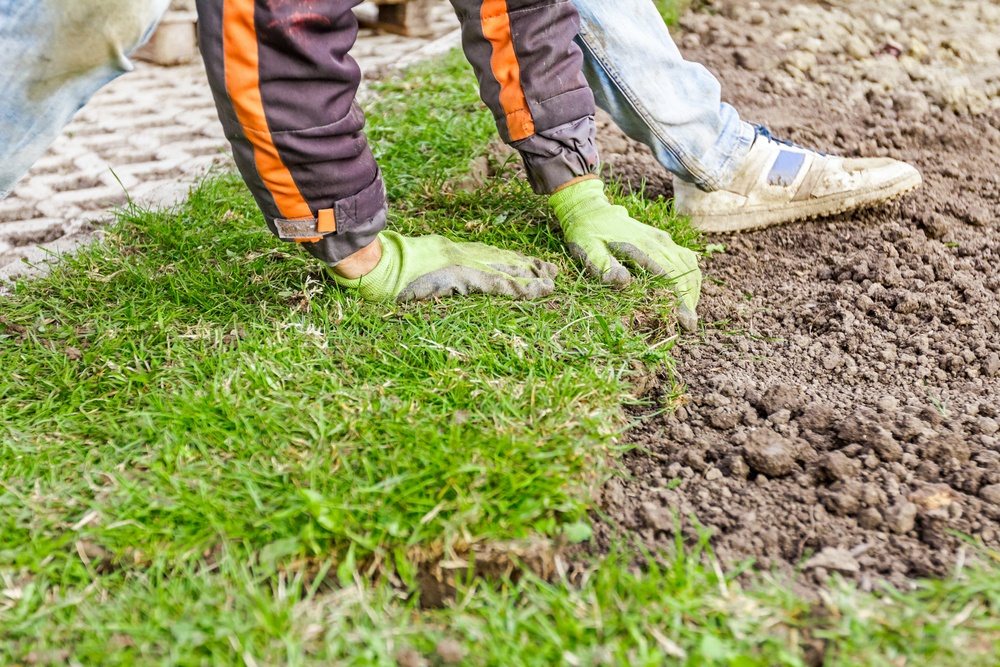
[592,0,1000,589]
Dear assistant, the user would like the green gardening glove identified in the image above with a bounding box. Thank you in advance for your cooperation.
[330,231,558,302]
[549,179,702,330]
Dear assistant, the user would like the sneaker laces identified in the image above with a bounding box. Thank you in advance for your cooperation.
[753,124,829,157]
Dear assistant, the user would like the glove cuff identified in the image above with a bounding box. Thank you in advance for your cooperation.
[330,233,400,302]
[548,178,611,226]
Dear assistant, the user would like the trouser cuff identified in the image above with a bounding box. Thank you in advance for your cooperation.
[273,171,388,266]
[514,116,600,195]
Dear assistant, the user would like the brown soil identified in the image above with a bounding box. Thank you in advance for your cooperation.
[592,0,1000,590]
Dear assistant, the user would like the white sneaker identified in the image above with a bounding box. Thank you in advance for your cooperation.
[674,128,923,233]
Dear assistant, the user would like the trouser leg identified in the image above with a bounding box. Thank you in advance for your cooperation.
[572,0,755,191]
[196,0,387,265]
[448,0,600,194]
[0,0,168,198]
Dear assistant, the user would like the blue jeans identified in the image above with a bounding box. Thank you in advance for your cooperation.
[0,0,751,199]
[573,0,755,191]
[0,0,168,198]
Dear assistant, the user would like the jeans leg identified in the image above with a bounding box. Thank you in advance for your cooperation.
[0,0,169,198]
[571,0,754,191]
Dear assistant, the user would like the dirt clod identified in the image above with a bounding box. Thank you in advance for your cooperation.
[981,485,1000,506]
[742,429,798,477]
[888,503,919,536]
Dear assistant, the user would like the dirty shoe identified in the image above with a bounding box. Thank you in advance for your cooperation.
[674,127,922,233]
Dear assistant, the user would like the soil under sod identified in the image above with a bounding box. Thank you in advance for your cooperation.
[589,0,1000,590]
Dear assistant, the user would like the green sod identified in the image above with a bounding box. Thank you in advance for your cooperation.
[1,50,997,666]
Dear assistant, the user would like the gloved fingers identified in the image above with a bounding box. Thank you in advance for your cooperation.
[566,240,631,287]
[396,266,556,303]
[608,241,703,314]
[486,257,560,281]
[678,305,699,333]
[606,241,666,275]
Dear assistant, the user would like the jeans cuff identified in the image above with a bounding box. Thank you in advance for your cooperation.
[693,120,757,192]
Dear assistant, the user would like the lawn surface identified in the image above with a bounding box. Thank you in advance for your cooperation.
[2,50,998,666]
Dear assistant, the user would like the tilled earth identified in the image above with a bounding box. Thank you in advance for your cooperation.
[593,0,1000,589]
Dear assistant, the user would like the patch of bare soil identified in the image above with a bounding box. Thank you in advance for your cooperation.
[594,0,1000,590]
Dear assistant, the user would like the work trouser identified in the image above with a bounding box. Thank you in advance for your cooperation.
[195,0,599,265]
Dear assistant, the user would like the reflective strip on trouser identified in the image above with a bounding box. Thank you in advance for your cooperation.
[196,0,387,265]
[449,0,600,194]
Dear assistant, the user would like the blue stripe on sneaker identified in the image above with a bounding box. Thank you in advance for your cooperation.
[768,150,806,187]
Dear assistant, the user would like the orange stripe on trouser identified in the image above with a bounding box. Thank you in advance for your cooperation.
[222,0,318,241]
[481,0,535,142]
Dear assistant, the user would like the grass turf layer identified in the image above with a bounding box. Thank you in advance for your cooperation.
[2,49,998,666]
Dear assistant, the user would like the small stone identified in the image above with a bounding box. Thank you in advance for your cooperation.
[820,481,862,516]
[804,547,860,574]
[436,640,465,665]
[887,502,918,534]
[876,396,899,412]
[784,50,817,74]
[742,429,798,478]
[980,485,1000,505]
[856,294,876,313]
[705,468,723,482]
[983,353,1000,377]
[909,484,959,512]
[858,508,883,529]
[671,422,695,443]
[684,449,708,472]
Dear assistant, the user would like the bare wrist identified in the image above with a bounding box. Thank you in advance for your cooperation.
[332,237,383,279]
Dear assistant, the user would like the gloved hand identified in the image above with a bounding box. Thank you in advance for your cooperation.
[330,231,559,302]
[549,179,702,330]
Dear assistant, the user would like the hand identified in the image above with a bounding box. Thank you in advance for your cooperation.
[550,179,702,329]
[330,231,559,302]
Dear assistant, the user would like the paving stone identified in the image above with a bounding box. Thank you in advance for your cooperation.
[0,1,461,292]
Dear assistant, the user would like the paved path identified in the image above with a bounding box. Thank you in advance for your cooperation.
[0,2,460,286]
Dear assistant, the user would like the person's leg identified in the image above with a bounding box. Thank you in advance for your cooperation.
[196,0,557,301]
[0,0,169,198]
[572,0,922,233]
[448,0,600,195]
[572,0,754,192]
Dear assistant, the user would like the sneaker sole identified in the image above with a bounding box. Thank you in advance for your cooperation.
[685,170,924,235]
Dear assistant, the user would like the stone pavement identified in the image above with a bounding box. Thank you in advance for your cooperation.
[0,1,461,287]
